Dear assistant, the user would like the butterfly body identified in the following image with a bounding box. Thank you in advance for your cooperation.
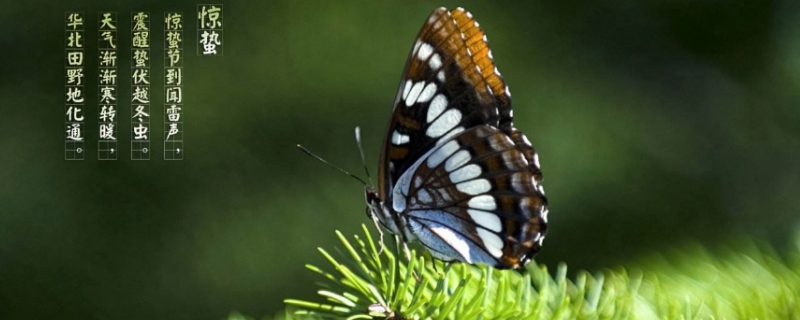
[366,7,548,269]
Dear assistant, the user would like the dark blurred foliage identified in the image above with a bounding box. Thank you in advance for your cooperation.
[1,0,799,319]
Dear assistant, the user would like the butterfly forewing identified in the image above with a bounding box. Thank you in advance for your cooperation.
[371,7,548,269]
[379,8,516,198]
[449,8,514,131]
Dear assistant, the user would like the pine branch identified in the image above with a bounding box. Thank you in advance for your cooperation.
[266,225,800,319]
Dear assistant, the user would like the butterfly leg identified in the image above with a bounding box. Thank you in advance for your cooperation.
[366,207,386,255]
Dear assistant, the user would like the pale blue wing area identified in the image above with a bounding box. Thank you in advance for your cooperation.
[407,209,498,265]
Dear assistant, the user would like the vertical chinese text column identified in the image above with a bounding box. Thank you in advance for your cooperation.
[66,12,85,160]
[165,12,183,160]
[98,12,118,160]
[197,4,223,56]
[131,12,151,160]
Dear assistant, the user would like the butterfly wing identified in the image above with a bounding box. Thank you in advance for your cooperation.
[378,7,517,199]
[392,125,547,268]
[377,7,548,269]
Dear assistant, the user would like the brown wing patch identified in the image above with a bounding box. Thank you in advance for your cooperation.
[411,8,495,105]
[450,8,507,98]
[450,8,514,131]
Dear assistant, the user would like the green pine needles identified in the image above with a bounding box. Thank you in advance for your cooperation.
[278,225,800,319]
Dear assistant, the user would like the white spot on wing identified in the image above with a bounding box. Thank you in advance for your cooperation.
[416,189,432,203]
[405,81,426,107]
[468,209,502,233]
[393,193,406,212]
[427,14,437,24]
[417,42,433,61]
[457,179,491,195]
[429,53,442,70]
[426,109,462,137]
[518,198,532,236]
[468,195,497,211]
[427,140,459,168]
[477,229,503,258]
[511,173,528,193]
[445,150,471,172]
[430,226,472,263]
[437,70,445,82]
[427,94,448,123]
[449,164,481,183]
[488,136,505,151]
[501,150,514,169]
[417,82,437,104]
[391,130,410,145]
[402,80,412,100]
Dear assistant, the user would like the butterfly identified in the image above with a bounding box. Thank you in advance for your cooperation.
[364,7,548,269]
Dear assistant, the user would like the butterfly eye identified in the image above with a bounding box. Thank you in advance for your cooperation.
[365,188,379,205]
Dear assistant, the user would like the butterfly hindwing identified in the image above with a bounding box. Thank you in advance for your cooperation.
[390,125,546,268]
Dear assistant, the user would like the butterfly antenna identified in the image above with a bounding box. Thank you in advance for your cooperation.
[296,144,368,186]
[354,127,375,188]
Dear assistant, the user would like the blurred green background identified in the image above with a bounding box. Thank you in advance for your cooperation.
[2,0,799,319]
